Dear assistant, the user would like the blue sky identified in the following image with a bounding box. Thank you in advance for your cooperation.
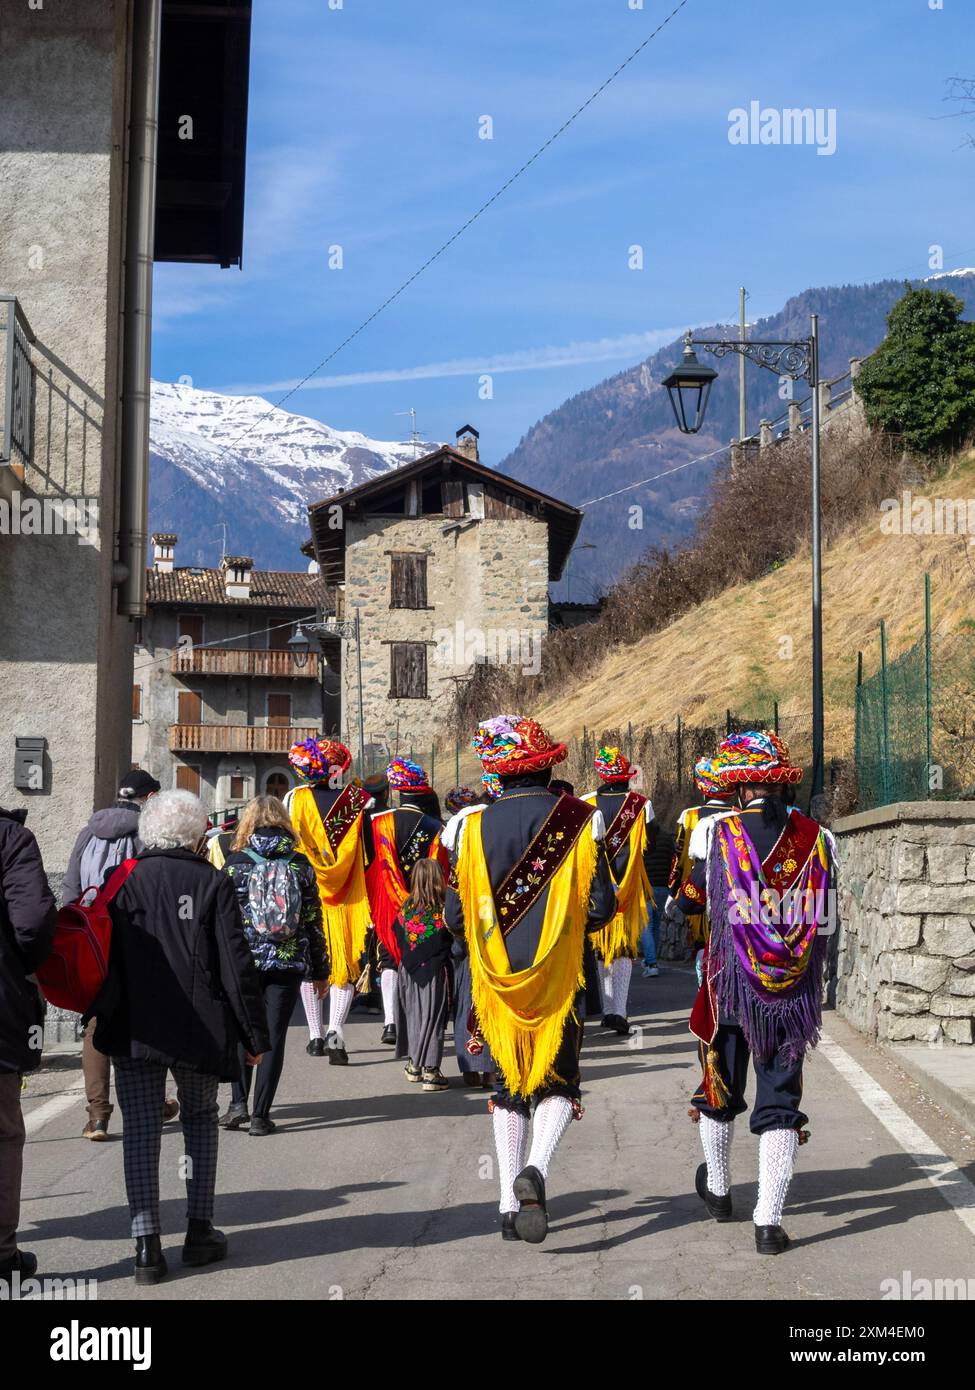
[152,0,975,466]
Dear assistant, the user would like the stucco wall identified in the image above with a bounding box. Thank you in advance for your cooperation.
[833,801,975,1045]
[341,514,550,756]
[0,1,133,884]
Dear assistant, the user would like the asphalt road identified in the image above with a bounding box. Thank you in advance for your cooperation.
[18,965,975,1301]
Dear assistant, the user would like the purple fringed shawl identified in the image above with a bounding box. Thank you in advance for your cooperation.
[706,812,830,1064]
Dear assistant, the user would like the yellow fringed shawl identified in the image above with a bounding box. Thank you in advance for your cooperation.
[289,785,372,988]
[456,810,598,1098]
[586,801,650,965]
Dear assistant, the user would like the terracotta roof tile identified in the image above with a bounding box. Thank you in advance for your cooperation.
[146,567,327,609]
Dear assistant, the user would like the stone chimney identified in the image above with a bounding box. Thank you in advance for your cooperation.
[454,423,479,462]
[151,533,177,572]
[222,555,254,599]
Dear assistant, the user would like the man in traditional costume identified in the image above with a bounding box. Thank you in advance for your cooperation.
[364,759,445,1047]
[446,716,617,1244]
[673,732,837,1254]
[581,746,656,1035]
[288,738,373,1065]
[665,754,737,952]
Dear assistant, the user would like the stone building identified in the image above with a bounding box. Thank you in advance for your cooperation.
[0,1,251,886]
[132,535,329,818]
[304,427,581,764]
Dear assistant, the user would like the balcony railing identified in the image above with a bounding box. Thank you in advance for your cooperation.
[170,724,320,754]
[0,294,35,472]
[172,648,319,678]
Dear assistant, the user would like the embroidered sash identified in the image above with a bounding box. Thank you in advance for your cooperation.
[603,790,646,862]
[492,794,595,938]
[313,782,370,855]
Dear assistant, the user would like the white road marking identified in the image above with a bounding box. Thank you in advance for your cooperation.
[23,1078,86,1136]
[819,1032,975,1239]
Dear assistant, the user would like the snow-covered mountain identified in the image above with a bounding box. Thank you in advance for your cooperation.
[149,380,439,570]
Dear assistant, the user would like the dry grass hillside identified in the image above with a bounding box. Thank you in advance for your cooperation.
[444,448,975,802]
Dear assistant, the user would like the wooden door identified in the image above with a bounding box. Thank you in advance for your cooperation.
[267,693,291,726]
[176,765,200,795]
[178,689,202,724]
[178,614,204,648]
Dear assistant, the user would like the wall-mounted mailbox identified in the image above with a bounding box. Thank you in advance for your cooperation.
[14,735,46,791]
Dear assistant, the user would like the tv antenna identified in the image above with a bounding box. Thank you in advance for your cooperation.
[395,408,423,458]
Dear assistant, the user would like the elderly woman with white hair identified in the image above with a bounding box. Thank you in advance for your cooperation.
[92,789,269,1286]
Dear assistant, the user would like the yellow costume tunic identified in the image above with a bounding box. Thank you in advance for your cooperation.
[582,792,651,965]
[289,782,372,988]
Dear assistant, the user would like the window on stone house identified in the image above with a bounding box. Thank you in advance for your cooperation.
[132,684,142,721]
[389,643,428,699]
[230,775,246,800]
[390,552,428,608]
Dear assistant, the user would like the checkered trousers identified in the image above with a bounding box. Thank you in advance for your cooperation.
[113,1059,219,1238]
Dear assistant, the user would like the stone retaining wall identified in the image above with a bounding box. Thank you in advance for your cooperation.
[833,801,975,1044]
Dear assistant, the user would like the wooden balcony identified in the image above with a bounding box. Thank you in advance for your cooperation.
[171,648,319,678]
[169,724,320,754]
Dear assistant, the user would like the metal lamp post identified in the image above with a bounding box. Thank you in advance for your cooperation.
[287,624,311,670]
[313,610,366,777]
[660,315,824,800]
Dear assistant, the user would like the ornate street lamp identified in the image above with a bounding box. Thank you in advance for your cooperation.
[287,624,311,670]
[661,337,718,435]
[660,315,826,803]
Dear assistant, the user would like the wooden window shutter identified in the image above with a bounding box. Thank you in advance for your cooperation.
[267,693,291,726]
[132,685,142,720]
[390,553,428,608]
[443,479,465,518]
[176,765,200,795]
[390,643,428,699]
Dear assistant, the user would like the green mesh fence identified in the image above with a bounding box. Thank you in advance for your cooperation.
[855,635,930,809]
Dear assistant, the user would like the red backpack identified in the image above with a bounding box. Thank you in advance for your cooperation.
[37,859,138,1013]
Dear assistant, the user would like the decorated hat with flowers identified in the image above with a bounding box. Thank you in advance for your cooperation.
[594,744,637,784]
[445,785,479,814]
[711,730,803,787]
[287,737,352,784]
[694,754,736,799]
[471,714,567,777]
[386,757,432,794]
[481,770,503,800]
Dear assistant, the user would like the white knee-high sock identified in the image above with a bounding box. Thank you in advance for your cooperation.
[380,970,398,1026]
[526,1095,574,1180]
[328,983,355,1040]
[699,1114,733,1197]
[753,1128,799,1227]
[300,982,323,1040]
[601,964,613,1013]
[610,958,632,1018]
[492,1107,529,1214]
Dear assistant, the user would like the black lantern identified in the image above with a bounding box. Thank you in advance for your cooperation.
[287,624,312,669]
[661,333,718,434]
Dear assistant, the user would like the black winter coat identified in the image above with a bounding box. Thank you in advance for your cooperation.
[0,809,56,1074]
[93,847,270,1079]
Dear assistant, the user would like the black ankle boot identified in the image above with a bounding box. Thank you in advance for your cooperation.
[755,1224,790,1254]
[182,1219,228,1267]
[134,1234,167,1285]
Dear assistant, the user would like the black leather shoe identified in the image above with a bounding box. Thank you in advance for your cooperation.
[380,1024,396,1046]
[134,1235,167,1285]
[249,1116,275,1137]
[182,1220,228,1267]
[512,1165,548,1245]
[218,1103,250,1130]
[0,1248,37,1279]
[695,1162,733,1222]
[755,1224,790,1254]
[612,1015,631,1036]
[326,1031,349,1065]
[306,1037,325,1057]
[501,1213,521,1242]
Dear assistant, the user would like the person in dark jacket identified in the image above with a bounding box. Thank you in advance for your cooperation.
[446,716,617,1245]
[92,790,270,1285]
[219,795,328,1135]
[0,808,55,1279]
[62,768,176,1142]
[391,858,453,1092]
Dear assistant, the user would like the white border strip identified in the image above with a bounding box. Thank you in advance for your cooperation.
[819,1033,975,1239]
[23,1077,85,1137]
